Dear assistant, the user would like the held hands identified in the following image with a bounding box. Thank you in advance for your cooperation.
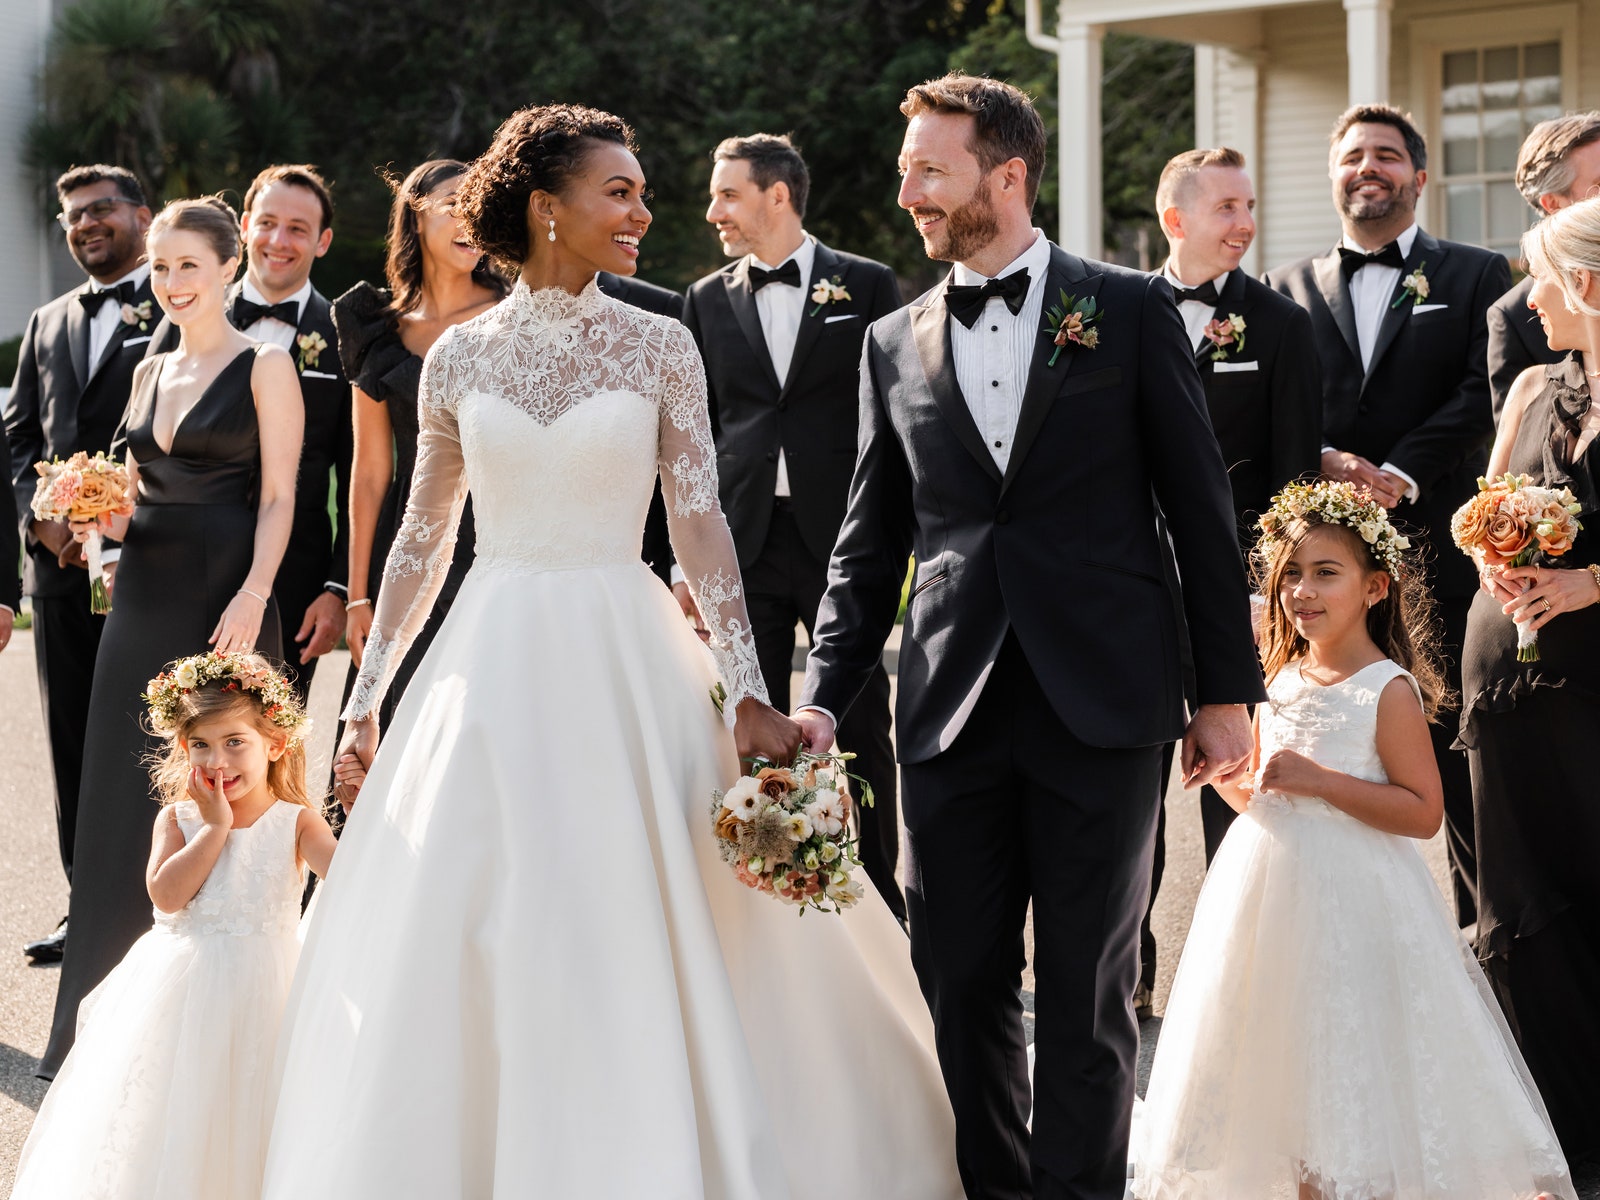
[210,589,266,654]
[734,697,804,766]
[794,708,837,756]
[186,766,233,829]
[1256,747,1327,798]
[1499,564,1600,632]
[295,591,347,665]
[1180,703,1253,789]
[333,717,379,812]
[1321,449,1406,510]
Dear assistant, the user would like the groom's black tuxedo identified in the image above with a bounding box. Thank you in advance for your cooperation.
[1265,228,1510,928]
[5,272,158,882]
[683,240,907,922]
[147,281,352,696]
[802,241,1262,1199]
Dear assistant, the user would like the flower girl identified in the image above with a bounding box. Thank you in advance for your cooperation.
[1133,482,1575,1200]
[13,651,341,1200]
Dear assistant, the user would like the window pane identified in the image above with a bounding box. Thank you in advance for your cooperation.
[1524,41,1560,80]
[1526,105,1562,133]
[1488,180,1530,241]
[1443,50,1479,113]
[1483,110,1522,172]
[1442,113,1481,175]
[1448,184,1484,242]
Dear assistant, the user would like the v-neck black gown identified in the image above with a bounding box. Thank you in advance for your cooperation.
[42,347,283,1077]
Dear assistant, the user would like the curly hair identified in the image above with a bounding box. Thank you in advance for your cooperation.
[1254,519,1453,721]
[381,159,509,319]
[455,104,637,269]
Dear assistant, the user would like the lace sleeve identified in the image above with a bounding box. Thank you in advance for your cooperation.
[341,330,470,722]
[654,320,768,723]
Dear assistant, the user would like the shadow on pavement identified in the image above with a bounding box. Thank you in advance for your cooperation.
[0,1043,47,1111]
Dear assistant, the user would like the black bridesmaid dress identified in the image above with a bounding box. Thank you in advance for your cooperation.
[42,346,284,1076]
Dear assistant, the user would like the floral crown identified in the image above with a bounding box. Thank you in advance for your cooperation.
[1257,480,1411,575]
[144,651,308,745]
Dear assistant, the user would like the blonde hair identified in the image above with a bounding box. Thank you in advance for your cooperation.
[1515,112,1600,210]
[1521,194,1600,318]
[147,653,315,810]
[1155,147,1247,216]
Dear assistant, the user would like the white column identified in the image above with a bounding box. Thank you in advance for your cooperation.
[1057,22,1105,258]
[1343,0,1394,105]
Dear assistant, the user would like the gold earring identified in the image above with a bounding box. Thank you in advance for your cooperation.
[547,219,556,243]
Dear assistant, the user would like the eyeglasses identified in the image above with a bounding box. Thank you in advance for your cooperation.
[57,197,137,230]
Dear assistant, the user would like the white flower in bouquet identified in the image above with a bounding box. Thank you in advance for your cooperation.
[825,871,864,907]
[784,811,813,842]
[818,841,840,865]
[805,788,847,837]
[721,776,762,820]
[800,848,821,871]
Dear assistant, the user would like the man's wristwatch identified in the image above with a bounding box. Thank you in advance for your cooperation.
[322,582,349,601]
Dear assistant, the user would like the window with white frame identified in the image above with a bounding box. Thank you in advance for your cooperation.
[1438,41,1562,256]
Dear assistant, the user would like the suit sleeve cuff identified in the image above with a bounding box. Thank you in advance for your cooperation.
[669,564,686,587]
[100,548,121,566]
[1379,462,1421,504]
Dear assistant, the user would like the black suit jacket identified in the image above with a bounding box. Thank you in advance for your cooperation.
[147,282,353,611]
[597,272,683,583]
[683,242,901,567]
[1487,274,1560,425]
[1264,230,1511,598]
[801,243,1264,763]
[6,275,159,598]
[0,419,20,610]
[1178,268,1323,551]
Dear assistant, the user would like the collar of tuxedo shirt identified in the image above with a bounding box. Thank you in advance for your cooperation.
[950,227,1051,301]
[748,233,816,288]
[1162,262,1228,305]
[1339,220,1419,262]
[238,276,312,327]
[88,262,151,297]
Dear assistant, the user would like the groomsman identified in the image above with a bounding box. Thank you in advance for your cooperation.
[1138,147,1321,1013]
[148,164,351,699]
[1487,113,1600,421]
[0,423,17,654]
[1265,105,1511,927]
[5,165,154,963]
[682,134,906,922]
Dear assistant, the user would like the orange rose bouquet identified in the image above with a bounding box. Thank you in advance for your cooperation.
[710,752,874,915]
[1452,472,1583,661]
[30,451,133,614]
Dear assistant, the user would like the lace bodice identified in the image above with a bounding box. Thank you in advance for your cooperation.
[157,800,305,938]
[344,277,766,724]
[1252,658,1420,815]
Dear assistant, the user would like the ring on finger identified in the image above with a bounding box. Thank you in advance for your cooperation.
[1542,598,1552,612]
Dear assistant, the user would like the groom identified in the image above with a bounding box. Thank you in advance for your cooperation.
[795,75,1263,1199]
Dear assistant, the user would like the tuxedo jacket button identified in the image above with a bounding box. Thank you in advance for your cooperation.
[995,510,1010,525]
[1358,403,1370,413]
[777,399,788,410]
[766,451,778,462]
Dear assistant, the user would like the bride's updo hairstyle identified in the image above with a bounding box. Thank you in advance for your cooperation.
[455,104,638,269]
[1521,195,1600,316]
[147,194,243,266]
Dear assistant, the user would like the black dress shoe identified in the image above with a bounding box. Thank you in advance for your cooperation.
[24,918,67,964]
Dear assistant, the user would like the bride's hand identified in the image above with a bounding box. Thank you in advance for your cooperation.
[333,717,379,811]
[734,698,802,766]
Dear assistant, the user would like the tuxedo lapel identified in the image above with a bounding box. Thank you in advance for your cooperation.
[87,278,156,382]
[909,285,1002,484]
[1193,269,1249,367]
[1312,250,1361,365]
[1363,230,1444,387]
[1001,246,1101,495]
[67,286,92,391]
[724,261,782,394]
[779,242,838,400]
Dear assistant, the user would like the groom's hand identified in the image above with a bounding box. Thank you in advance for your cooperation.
[1181,703,1252,790]
[792,708,837,756]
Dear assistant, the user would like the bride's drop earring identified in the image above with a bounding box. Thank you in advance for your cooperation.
[548,220,556,243]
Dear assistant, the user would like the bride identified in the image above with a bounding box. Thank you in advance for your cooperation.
[260,105,962,1198]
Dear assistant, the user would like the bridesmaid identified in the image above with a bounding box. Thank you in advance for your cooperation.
[332,161,507,740]
[42,196,303,1077]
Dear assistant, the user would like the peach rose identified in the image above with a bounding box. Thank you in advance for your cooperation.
[1481,510,1533,565]
[71,472,117,517]
[1534,502,1579,555]
[755,767,795,801]
[714,806,744,843]
[1450,493,1496,550]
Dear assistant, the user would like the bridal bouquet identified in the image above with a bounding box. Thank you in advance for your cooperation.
[30,451,133,614]
[711,753,873,914]
[1451,472,1583,662]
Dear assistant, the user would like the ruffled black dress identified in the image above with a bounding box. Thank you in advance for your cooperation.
[1458,354,1600,1162]
[330,283,476,728]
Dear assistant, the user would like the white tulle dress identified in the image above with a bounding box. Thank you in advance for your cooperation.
[258,278,962,1199]
[1132,658,1574,1200]
[13,800,306,1200]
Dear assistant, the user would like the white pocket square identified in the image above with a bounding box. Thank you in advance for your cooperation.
[300,369,339,379]
[1212,360,1259,373]
[824,313,859,324]
[1411,304,1448,315]
[122,336,152,348]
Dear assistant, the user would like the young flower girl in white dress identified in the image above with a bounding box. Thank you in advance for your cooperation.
[12,652,341,1200]
[1132,483,1574,1200]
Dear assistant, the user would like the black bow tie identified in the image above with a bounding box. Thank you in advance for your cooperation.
[945,268,1031,329]
[231,297,300,329]
[1170,279,1220,306]
[1338,242,1406,279]
[748,260,802,292]
[79,280,137,316]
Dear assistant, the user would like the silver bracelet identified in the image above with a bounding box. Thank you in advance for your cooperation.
[237,587,269,606]
[345,597,372,612]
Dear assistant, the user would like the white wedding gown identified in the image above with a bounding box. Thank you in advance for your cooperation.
[260,278,961,1199]
[1132,659,1573,1200]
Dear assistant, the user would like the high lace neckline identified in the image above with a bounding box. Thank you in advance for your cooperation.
[507,274,606,325]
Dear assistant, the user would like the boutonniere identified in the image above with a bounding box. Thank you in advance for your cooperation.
[1042,291,1101,366]
[1392,260,1429,309]
[296,331,328,371]
[809,275,850,317]
[1203,313,1247,360]
[120,300,153,332]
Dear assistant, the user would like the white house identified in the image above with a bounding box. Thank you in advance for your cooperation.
[1035,0,1587,275]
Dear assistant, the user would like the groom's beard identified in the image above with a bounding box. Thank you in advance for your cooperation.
[916,178,1001,264]
[1336,173,1419,226]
